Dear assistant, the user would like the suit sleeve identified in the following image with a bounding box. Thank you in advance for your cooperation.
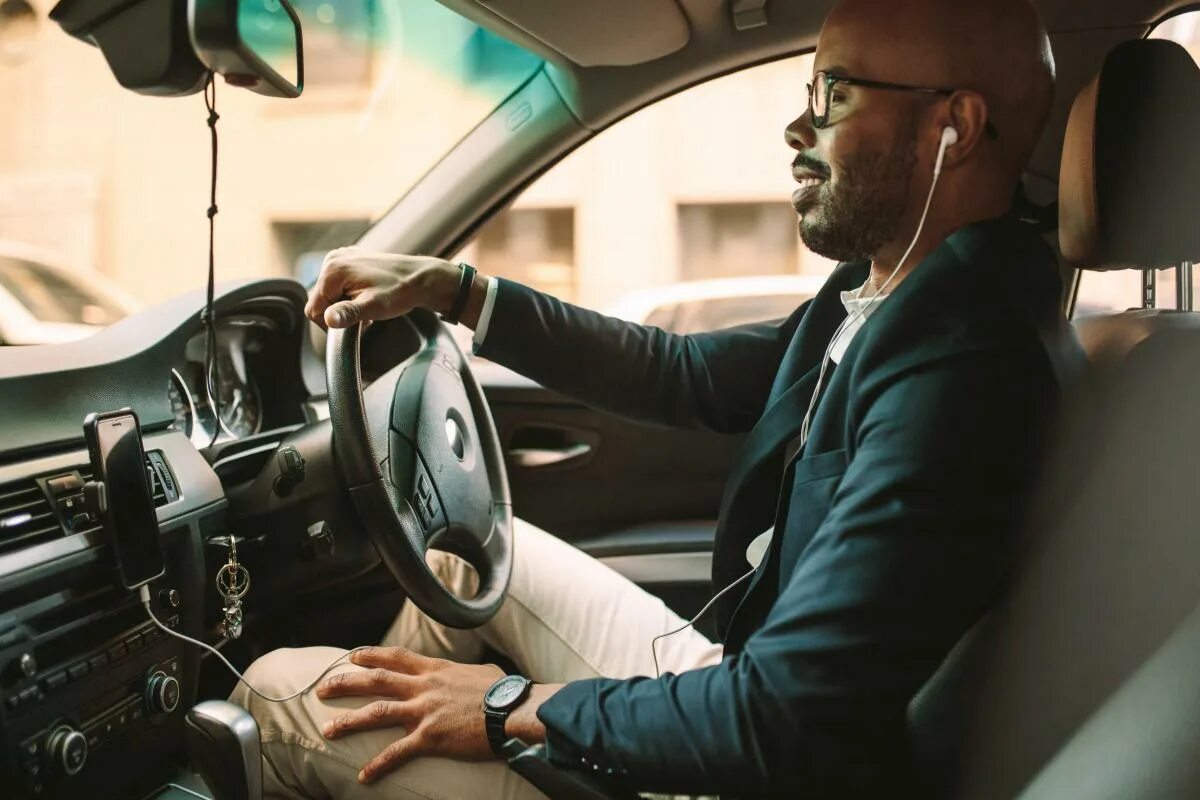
[534,345,1056,796]
[473,279,805,434]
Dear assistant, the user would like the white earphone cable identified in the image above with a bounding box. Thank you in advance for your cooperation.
[651,567,756,678]
[798,128,955,449]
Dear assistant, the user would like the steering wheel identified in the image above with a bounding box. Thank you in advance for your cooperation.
[325,310,512,629]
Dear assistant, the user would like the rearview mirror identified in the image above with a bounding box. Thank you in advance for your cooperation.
[189,0,304,98]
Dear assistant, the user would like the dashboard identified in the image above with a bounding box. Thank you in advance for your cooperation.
[0,278,397,799]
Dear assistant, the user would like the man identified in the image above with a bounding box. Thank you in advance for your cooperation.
[233,0,1067,796]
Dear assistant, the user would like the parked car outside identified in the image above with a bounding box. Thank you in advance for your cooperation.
[602,274,827,333]
[0,241,140,345]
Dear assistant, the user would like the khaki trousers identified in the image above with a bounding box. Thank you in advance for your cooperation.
[230,518,723,800]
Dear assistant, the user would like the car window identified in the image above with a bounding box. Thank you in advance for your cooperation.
[0,257,124,324]
[681,293,810,334]
[455,53,837,313]
[1073,12,1200,317]
[644,304,682,331]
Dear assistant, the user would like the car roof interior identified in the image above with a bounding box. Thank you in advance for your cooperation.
[438,0,1180,197]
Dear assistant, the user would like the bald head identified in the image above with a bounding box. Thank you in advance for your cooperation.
[785,0,1055,266]
[821,0,1055,176]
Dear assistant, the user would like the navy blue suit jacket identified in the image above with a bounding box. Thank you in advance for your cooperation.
[476,215,1074,797]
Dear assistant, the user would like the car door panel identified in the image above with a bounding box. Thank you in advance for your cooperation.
[478,362,743,562]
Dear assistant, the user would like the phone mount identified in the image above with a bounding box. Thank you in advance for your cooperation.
[82,479,107,520]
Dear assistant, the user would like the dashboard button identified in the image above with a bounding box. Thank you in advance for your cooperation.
[107,643,127,661]
[124,634,143,651]
[88,653,108,671]
[42,671,67,691]
[67,662,89,681]
[18,685,41,704]
[6,693,21,711]
[20,736,41,761]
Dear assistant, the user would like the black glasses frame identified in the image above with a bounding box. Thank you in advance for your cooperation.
[806,71,998,139]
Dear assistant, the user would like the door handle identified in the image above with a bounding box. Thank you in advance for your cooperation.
[507,443,593,469]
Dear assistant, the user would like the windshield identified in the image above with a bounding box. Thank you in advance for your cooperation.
[0,255,125,324]
[0,0,541,344]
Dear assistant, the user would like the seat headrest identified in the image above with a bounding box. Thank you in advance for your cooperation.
[1059,39,1200,270]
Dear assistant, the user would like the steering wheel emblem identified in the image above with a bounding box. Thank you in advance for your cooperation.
[445,417,466,461]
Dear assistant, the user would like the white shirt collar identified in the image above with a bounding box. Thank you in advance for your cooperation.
[829,281,888,364]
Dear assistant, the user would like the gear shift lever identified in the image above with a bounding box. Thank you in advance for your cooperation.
[185,700,263,800]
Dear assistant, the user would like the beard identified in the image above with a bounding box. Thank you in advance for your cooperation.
[796,114,920,262]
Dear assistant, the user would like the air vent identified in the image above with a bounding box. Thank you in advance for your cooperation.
[0,450,180,556]
[78,451,176,509]
[0,478,60,554]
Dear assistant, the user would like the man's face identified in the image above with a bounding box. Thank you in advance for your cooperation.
[785,10,931,263]
[790,110,920,262]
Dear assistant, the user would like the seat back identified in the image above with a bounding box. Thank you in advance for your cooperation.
[909,38,1200,797]
[1062,38,1200,362]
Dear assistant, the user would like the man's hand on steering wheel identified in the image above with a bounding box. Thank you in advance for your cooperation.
[305,247,482,330]
[315,245,514,629]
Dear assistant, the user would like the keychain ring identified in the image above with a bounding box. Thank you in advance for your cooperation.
[216,562,251,599]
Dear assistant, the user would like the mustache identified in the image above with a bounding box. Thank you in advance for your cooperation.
[792,154,831,178]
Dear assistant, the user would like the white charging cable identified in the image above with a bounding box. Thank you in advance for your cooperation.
[138,585,367,704]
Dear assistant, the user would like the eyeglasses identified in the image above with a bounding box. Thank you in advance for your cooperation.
[806,70,999,139]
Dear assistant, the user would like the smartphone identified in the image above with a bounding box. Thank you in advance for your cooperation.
[84,409,166,590]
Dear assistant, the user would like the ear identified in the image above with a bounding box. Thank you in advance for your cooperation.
[937,91,991,169]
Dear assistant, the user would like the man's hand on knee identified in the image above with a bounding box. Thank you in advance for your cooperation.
[316,646,507,784]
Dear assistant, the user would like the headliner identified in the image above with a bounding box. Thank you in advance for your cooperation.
[436,0,1188,187]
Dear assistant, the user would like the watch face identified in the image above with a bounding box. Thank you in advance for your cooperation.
[485,676,529,710]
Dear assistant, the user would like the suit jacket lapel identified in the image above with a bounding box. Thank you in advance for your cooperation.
[709,262,867,598]
[767,261,868,404]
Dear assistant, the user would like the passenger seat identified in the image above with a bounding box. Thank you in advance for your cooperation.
[1061,39,1200,360]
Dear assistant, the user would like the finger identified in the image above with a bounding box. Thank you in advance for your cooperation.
[316,667,416,700]
[324,292,385,328]
[359,733,425,784]
[350,646,435,673]
[322,700,418,740]
[306,266,348,327]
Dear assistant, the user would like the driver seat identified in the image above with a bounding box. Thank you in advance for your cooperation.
[908,37,1200,797]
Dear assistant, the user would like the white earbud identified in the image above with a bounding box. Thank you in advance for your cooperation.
[933,126,959,177]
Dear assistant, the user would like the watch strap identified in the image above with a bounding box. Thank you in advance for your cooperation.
[442,263,476,325]
[484,707,510,757]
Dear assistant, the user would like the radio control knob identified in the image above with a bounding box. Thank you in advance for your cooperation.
[47,725,87,776]
[146,671,181,714]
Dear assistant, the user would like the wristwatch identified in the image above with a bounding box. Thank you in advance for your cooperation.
[482,674,533,757]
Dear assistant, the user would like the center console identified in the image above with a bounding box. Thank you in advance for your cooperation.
[0,432,224,799]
